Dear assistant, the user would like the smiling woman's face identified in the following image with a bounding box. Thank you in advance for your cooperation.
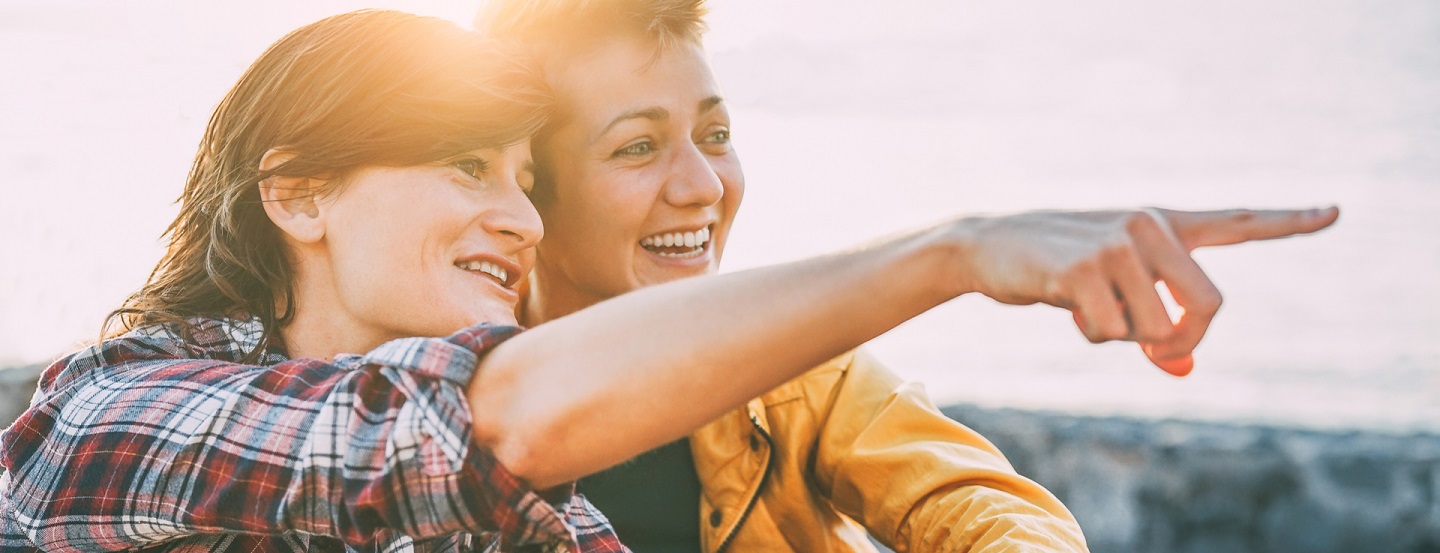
[312,144,541,344]
[529,37,745,317]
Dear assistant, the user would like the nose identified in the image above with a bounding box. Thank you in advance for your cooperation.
[482,182,544,250]
[662,142,725,208]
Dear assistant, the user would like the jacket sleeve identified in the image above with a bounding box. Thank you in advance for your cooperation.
[810,349,1089,552]
[0,323,593,551]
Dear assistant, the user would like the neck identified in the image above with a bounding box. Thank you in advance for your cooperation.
[520,273,602,327]
[280,264,392,360]
[281,313,386,361]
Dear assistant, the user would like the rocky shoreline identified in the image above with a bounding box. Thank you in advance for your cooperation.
[0,364,42,430]
[1,364,1436,552]
[943,404,1440,553]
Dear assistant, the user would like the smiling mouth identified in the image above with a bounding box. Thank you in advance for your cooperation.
[640,226,711,259]
[455,259,511,287]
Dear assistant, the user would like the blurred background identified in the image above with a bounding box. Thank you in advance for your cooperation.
[1,1,1437,551]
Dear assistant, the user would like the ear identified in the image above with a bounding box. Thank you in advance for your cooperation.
[258,149,326,244]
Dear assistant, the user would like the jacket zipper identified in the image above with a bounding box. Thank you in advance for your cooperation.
[714,414,774,553]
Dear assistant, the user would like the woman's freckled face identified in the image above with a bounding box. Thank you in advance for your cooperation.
[532,38,745,312]
[316,143,542,341]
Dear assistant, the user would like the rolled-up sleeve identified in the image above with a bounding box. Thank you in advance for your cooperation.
[813,350,1089,552]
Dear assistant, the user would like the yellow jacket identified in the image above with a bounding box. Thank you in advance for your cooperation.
[690,349,1089,552]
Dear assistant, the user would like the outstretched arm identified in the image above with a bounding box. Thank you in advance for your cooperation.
[472,205,1339,488]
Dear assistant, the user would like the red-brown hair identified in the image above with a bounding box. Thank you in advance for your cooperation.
[105,10,550,361]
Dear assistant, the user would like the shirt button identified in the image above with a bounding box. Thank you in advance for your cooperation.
[749,435,760,451]
[709,509,724,527]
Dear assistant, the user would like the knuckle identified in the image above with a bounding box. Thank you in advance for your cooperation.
[1194,288,1223,316]
[1043,279,1068,305]
[1102,323,1129,342]
[1101,241,1138,265]
[1125,209,1163,236]
[1087,315,1128,343]
[1069,257,1101,279]
[1232,210,1261,240]
[1137,323,1175,343]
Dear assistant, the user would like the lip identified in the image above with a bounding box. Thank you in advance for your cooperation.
[454,253,525,289]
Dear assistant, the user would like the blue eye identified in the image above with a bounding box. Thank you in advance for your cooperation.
[453,157,488,178]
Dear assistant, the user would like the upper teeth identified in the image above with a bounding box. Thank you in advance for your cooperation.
[640,227,710,250]
[457,260,507,283]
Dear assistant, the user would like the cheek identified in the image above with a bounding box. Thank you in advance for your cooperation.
[331,220,422,311]
[717,161,746,222]
[722,177,745,215]
[553,176,652,244]
[328,196,444,319]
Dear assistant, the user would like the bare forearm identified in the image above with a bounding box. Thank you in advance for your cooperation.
[472,226,962,487]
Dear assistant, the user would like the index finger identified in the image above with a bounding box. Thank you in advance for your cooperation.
[1166,206,1339,250]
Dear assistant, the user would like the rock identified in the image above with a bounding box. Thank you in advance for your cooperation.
[0,363,43,429]
[943,404,1440,553]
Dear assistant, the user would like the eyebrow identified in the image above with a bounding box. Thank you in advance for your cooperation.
[594,96,726,141]
[596,107,669,141]
[698,95,724,114]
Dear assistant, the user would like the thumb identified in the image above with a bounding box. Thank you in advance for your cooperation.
[1142,343,1194,377]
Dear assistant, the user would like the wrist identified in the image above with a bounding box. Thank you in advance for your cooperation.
[912,217,983,302]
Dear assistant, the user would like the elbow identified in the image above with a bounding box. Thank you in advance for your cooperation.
[471,400,575,490]
[467,346,592,490]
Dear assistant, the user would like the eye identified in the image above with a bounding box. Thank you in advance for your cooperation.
[698,128,732,155]
[518,171,536,197]
[614,140,654,158]
[704,129,731,144]
[452,157,489,178]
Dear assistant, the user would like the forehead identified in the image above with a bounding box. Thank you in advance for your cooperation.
[545,37,722,130]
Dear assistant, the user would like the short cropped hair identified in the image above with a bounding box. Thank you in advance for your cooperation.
[476,0,708,54]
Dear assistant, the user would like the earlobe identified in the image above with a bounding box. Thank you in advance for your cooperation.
[258,148,326,244]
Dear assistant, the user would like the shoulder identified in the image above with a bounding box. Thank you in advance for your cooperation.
[756,348,903,408]
[35,316,269,396]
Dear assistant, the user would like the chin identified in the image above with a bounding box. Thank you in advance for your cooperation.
[469,307,520,327]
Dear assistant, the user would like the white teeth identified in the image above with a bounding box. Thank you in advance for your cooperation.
[456,260,507,284]
[640,227,712,256]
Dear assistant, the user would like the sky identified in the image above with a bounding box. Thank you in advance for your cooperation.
[2,0,1436,430]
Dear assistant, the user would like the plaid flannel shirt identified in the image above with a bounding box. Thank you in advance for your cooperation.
[0,317,628,553]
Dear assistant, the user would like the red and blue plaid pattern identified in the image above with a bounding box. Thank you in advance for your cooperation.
[0,317,628,553]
